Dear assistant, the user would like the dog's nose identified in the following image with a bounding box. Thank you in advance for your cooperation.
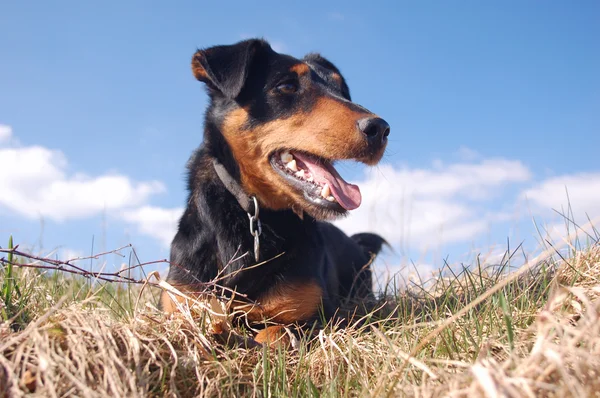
[357,117,390,147]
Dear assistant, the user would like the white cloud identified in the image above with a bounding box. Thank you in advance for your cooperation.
[521,172,600,222]
[334,159,532,253]
[0,131,165,221]
[117,157,532,257]
[0,125,12,144]
[455,146,481,162]
[520,173,600,245]
[122,206,183,248]
[373,259,439,290]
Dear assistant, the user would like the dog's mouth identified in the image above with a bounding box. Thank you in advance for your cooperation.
[269,150,361,211]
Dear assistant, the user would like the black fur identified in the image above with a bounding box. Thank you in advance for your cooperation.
[164,38,388,326]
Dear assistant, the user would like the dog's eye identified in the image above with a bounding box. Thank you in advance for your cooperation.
[275,81,298,94]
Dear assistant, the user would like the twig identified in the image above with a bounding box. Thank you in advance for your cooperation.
[0,246,166,286]
[0,244,256,305]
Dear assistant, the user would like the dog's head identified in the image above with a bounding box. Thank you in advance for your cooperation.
[193,39,389,220]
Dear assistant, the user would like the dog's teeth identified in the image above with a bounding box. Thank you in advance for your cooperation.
[306,174,313,182]
[280,151,293,163]
[326,195,335,202]
[285,159,298,172]
[321,183,331,198]
[295,169,305,179]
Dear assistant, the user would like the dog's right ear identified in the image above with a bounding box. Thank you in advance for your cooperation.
[303,53,351,101]
[192,39,269,99]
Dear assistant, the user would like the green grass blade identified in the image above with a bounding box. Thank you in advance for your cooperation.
[499,291,515,351]
[2,235,15,320]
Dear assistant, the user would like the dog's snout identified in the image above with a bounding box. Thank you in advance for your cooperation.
[357,117,390,147]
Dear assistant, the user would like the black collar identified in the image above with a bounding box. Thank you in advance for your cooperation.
[212,159,262,261]
[212,159,254,214]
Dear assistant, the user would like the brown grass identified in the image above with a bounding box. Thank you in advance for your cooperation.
[1,239,599,397]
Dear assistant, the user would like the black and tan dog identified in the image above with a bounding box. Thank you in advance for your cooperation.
[161,38,390,343]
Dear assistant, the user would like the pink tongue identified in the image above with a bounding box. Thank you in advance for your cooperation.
[292,152,362,210]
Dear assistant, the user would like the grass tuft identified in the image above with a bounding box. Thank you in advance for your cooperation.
[1,219,600,396]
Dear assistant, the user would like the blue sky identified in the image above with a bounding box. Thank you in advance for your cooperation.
[1,1,599,284]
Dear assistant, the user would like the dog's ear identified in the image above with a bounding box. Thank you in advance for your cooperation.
[192,39,270,98]
[303,53,351,100]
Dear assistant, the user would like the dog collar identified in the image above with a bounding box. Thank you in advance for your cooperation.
[212,159,262,262]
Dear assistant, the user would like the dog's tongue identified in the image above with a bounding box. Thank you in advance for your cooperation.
[292,152,362,210]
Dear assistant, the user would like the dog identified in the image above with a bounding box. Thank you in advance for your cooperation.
[160,38,390,344]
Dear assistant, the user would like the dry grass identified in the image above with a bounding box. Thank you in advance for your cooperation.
[1,230,600,397]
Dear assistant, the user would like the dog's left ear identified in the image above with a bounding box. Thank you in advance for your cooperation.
[192,39,270,98]
[303,53,351,101]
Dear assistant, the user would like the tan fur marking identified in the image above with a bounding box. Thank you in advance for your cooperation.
[221,97,381,210]
[331,73,342,84]
[254,325,290,345]
[290,63,310,76]
[160,284,204,313]
[191,52,209,81]
[233,281,323,324]
[160,289,189,313]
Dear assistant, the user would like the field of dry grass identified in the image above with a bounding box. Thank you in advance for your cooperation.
[1,222,599,397]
